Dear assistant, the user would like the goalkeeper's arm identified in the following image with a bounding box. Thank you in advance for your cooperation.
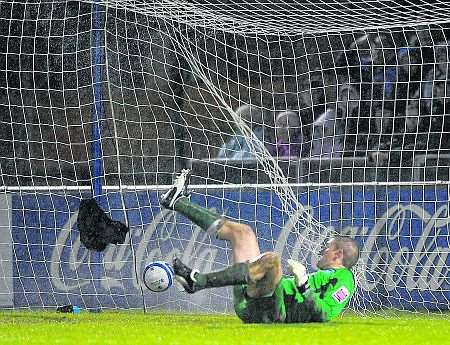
[287,259,309,292]
[308,269,355,321]
[287,260,354,321]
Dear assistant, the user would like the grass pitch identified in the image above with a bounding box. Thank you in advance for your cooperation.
[0,310,448,345]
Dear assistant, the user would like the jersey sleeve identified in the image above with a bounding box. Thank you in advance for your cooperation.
[304,268,355,321]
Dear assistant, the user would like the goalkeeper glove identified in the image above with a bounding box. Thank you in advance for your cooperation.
[287,259,309,292]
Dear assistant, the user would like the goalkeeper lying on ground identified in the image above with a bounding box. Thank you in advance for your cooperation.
[160,170,359,323]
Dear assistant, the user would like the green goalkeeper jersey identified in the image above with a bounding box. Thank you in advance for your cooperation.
[280,267,355,322]
[233,267,355,323]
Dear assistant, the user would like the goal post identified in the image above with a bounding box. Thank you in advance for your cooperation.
[0,0,449,314]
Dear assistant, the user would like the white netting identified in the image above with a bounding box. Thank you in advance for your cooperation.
[0,0,449,314]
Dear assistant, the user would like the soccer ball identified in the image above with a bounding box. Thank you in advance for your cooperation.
[143,261,174,292]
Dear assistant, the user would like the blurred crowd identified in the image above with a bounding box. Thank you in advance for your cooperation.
[217,32,450,167]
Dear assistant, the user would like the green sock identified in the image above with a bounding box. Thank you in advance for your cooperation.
[193,262,249,290]
[173,197,224,233]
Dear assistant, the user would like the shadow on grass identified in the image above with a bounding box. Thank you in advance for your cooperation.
[0,312,75,324]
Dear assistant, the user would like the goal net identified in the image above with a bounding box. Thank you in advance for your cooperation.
[0,0,449,314]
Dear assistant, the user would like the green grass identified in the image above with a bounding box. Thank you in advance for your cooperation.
[0,311,448,345]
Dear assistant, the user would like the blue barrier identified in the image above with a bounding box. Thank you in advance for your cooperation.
[10,187,450,311]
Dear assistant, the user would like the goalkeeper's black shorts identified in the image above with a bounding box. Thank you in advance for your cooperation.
[232,277,295,323]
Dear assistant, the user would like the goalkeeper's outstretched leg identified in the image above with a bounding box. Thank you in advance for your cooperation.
[160,169,262,262]
[160,169,282,298]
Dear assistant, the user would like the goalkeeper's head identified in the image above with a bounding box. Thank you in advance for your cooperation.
[318,236,360,270]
